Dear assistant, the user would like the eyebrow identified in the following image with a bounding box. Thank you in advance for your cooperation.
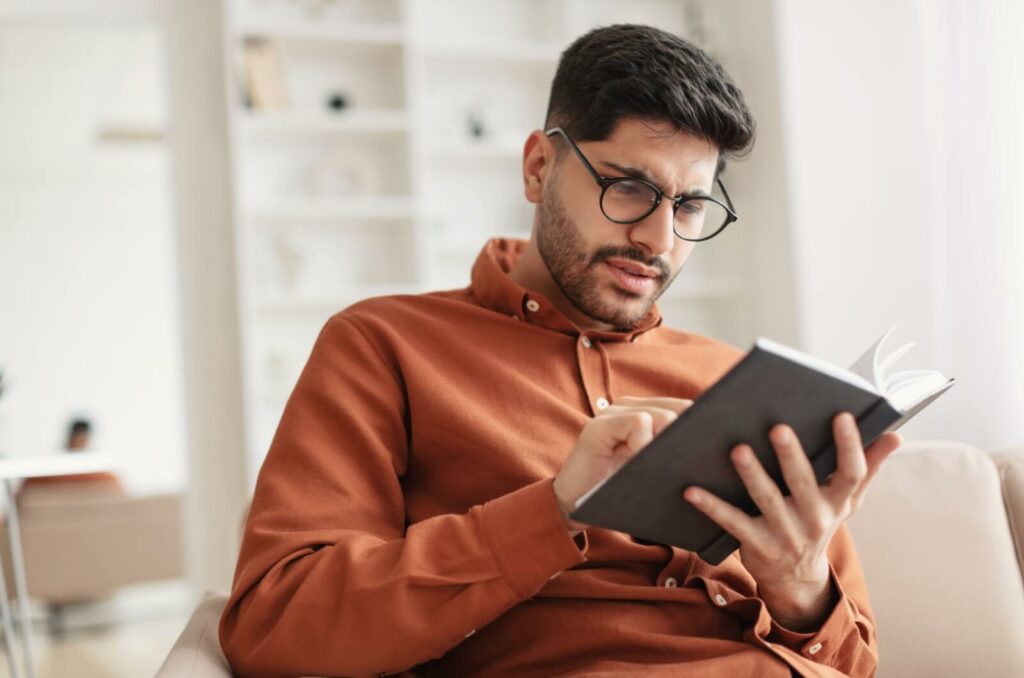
[600,160,711,200]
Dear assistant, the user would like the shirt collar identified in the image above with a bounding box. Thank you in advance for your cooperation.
[469,237,663,342]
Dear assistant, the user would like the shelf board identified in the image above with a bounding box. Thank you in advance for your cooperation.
[427,141,521,159]
[244,197,416,221]
[252,284,428,313]
[419,40,561,63]
[239,109,409,134]
[233,20,405,45]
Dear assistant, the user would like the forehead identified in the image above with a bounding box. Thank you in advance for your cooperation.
[588,118,719,191]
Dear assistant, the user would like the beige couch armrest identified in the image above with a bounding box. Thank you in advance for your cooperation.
[156,592,232,678]
[993,446,1024,575]
[846,441,1024,677]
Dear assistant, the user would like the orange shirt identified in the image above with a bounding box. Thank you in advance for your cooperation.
[221,238,879,678]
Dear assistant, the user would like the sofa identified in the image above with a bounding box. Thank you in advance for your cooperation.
[0,482,186,630]
[156,441,1024,677]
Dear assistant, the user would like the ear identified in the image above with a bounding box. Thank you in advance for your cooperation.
[522,129,556,205]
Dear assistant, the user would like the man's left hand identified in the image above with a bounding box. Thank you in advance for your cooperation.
[683,412,902,632]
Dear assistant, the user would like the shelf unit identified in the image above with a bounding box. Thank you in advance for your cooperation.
[222,0,760,484]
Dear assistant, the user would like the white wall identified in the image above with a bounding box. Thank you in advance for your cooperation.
[0,19,188,494]
[773,0,1024,449]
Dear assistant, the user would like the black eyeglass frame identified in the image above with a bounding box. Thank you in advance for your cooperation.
[544,127,738,242]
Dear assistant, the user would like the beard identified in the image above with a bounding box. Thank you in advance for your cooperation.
[536,179,678,331]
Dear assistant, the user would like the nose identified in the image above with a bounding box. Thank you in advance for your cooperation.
[627,198,676,258]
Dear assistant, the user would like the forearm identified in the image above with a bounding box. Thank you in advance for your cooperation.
[220,478,586,678]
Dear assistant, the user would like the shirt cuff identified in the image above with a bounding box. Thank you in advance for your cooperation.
[764,564,867,665]
[479,478,589,599]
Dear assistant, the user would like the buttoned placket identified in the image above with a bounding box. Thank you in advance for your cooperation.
[575,333,613,415]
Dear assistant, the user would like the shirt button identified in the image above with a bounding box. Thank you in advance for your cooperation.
[549,571,562,580]
[714,594,727,606]
[525,299,540,312]
[595,397,610,410]
[465,629,477,638]
[663,577,678,588]
[581,336,592,348]
[808,642,822,655]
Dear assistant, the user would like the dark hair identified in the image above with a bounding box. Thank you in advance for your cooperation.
[68,418,92,438]
[544,24,755,171]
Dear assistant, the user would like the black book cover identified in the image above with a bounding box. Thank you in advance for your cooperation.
[569,341,954,565]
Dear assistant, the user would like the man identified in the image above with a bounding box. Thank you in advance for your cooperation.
[20,418,123,491]
[220,24,902,677]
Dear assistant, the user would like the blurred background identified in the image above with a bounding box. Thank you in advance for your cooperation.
[0,0,1020,675]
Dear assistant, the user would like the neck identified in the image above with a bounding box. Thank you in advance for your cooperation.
[507,234,616,332]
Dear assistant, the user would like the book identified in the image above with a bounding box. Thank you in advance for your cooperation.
[569,325,956,565]
[242,39,290,110]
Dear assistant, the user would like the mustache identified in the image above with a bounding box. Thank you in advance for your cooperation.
[589,246,670,282]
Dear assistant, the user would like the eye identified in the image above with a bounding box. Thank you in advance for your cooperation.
[679,200,706,215]
[607,180,657,204]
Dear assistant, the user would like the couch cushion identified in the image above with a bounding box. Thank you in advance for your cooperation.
[846,441,1024,678]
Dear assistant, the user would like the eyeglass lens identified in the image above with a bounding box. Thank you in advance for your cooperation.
[601,180,730,240]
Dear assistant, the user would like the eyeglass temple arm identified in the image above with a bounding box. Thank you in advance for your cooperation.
[544,127,605,184]
[716,177,738,218]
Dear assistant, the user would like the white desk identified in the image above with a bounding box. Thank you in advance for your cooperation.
[0,452,120,678]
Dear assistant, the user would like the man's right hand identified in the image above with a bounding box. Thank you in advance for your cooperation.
[553,396,694,532]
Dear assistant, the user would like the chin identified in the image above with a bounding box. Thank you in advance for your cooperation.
[595,289,654,327]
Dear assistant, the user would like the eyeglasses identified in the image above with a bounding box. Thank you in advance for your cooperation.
[544,127,738,242]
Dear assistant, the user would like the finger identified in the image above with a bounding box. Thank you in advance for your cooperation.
[849,432,902,508]
[683,485,767,551]
[823,412,868,505]
[587,411,656,459]
[612,396,694,415]
[602,404,680,436]
[770,424,825,520]
[730,442,799,538]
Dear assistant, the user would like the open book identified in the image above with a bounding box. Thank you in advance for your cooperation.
[569,325,956,565]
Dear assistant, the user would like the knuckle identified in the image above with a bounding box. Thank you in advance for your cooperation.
[754,489,782,511]
[781,532,803,553]
[805,517,829,541]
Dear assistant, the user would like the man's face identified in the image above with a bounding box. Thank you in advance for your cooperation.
[536,118,720,331]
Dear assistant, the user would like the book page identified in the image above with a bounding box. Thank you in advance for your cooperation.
[848,325,896,388]
[885,371,952,412]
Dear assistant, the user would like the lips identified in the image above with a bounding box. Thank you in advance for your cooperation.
[604,258,661,279]
[604,261,659,294]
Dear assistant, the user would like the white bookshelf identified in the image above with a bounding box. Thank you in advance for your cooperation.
[222,0,762,484]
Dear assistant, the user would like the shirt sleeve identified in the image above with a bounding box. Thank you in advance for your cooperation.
[761,525,879,677]
[218,314,588,678]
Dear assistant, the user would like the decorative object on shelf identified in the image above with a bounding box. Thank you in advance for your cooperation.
[466,108,487,140]
[305,146,381,196]
[272,232,304,290]
[242,38,290,110]
[326,91,351,113]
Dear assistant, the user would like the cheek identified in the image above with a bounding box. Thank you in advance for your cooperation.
[560,172,607,224]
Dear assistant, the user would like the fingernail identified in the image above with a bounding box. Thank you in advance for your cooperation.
[775,425,791,443]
